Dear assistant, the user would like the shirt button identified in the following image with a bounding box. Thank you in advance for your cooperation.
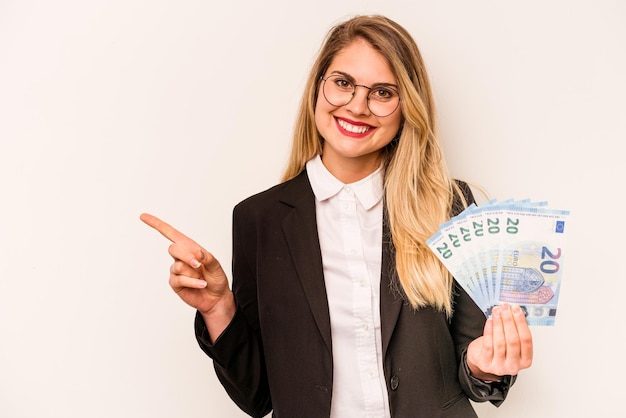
[344,187,352,194]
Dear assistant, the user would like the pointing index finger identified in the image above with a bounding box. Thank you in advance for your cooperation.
[140,213,195,245]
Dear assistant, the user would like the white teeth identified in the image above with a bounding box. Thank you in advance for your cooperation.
[338,119,371,134]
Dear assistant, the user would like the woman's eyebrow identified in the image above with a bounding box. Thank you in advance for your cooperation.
[328,70,355,82]
[328,70,398,88]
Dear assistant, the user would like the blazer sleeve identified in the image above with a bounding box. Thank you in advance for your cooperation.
[450,179,516,406]
[193,201,272,418]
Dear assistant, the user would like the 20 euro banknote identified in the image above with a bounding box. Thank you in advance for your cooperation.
[427,199,570,326]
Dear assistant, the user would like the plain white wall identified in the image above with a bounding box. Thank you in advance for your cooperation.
[1,0,624,417]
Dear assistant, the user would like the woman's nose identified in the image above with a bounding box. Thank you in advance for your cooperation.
[344,86,371,115]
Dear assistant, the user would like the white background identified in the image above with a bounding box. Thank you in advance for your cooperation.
[1,1,624,417]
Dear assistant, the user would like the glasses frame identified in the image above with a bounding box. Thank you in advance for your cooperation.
[319,75,401,118]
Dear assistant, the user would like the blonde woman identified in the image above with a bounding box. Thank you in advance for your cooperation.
[142,14,532,417]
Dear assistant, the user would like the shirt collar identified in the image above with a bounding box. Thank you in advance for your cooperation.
[306,154,384,210]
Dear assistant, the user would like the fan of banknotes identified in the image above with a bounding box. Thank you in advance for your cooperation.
[426,199,570,326]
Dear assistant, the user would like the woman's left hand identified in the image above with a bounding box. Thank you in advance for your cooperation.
[466,303,534,382]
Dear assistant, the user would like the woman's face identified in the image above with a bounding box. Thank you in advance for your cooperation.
[315,38,402,182]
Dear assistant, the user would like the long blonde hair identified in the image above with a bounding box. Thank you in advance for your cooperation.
[282,15,466,316]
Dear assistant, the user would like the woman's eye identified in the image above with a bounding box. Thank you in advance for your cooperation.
[371,88,394,100]
[335,78,353,90]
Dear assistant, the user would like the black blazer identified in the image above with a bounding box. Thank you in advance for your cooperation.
[195,170,514,418]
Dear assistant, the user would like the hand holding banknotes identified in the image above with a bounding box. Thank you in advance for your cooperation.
[466,302,533,382]
[140,213,236,342]
[426,198,570,380]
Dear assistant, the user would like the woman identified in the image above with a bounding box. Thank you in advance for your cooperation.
[141,14,532,417]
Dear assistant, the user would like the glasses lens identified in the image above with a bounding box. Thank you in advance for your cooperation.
[322,75,354,107]
[322,75,400,117]
[367,86,400,117]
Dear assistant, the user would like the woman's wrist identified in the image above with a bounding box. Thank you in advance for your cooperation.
[466,358,502,383]
[201,291,237,343]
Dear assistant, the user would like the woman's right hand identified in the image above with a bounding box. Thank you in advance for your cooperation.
[140,213,236,340]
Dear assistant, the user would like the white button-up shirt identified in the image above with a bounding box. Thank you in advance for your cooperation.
[306,155,391,418]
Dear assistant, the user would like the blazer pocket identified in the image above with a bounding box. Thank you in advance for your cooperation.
[441,391,478,418]
[441,391,466,411]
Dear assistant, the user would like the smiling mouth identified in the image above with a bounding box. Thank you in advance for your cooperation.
[337,118,373,135]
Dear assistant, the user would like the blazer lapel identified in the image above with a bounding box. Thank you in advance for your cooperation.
[380,210,402,357]
[277,173,403,357]
[280,171,333,353]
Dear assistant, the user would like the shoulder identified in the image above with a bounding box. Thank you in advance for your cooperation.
[450,179,476,217]
[234,170,312,216]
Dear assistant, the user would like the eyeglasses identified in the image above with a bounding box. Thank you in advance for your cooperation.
[319,74,401,117]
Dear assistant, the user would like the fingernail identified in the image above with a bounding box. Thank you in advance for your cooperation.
[195,279,207,288]
[190,259,201,268]
[512,304,523,315]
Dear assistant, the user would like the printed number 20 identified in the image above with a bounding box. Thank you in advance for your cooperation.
[541,246,561,274]
[437,242,452,259]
